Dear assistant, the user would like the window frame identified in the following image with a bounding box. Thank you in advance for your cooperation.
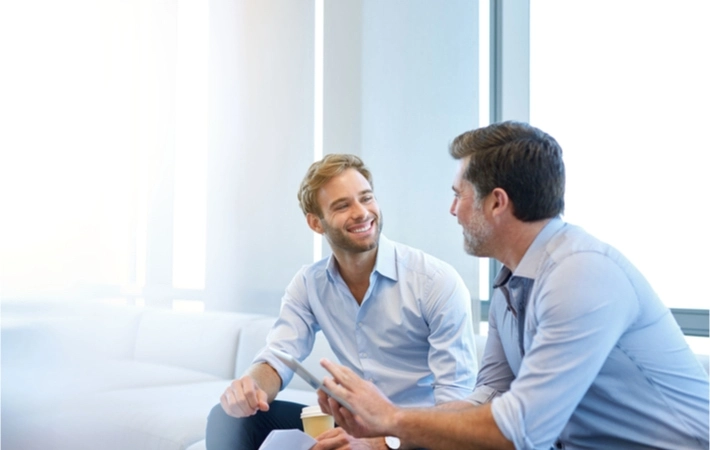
[481,0,708,338]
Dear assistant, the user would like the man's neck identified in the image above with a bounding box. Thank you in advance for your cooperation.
[495,218,551,272]
[333,247,378,305]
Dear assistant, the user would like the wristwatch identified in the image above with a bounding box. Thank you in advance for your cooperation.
[385,436,401,449]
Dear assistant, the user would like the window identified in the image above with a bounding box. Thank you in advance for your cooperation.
[529,1,710,312]
[1,0,208,309]
[481,1,708,343]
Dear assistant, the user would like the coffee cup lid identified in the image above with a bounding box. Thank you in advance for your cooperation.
[300,405,328,418]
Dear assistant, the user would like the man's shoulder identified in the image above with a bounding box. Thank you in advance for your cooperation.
[389,239,458,277]
[545,223,619,263]
[537,224,640,286]
[291,257,330,282]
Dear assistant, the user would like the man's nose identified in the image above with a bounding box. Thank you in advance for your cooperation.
[352,201,368,219]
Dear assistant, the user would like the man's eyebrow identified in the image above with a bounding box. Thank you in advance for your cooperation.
[328,197,348,208]
[327,190,374,209]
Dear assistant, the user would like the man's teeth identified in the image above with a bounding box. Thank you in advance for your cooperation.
[351,222,372,233]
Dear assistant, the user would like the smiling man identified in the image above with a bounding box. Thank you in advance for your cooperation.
[205,154,478,450]
[317,123,709,450]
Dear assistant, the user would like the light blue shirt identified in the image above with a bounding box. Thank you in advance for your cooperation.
[255,234,478,407]
[468,218,709,449]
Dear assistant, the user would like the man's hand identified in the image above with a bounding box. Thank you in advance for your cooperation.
[220,375,270,418]
[318,359,398,438]
[312,428,388,450]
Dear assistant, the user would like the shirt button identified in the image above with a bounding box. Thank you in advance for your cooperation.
[360,352,367,358]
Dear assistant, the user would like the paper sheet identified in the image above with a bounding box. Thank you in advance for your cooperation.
[258,429,317,450]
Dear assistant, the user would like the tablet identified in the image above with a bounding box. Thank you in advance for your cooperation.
[271,348,354,413]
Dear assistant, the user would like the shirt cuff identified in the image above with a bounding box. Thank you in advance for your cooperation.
[463,385,499,406]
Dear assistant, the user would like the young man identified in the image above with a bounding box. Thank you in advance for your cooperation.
[206,154,478,450]
[318,122,710,449]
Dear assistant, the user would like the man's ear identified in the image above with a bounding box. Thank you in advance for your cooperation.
[489,187,511,217]
[306,213,324,234]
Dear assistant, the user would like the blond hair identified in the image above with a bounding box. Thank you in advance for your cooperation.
[297,154,373,217]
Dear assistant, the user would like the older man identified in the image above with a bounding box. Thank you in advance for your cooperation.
[319,122,709,450]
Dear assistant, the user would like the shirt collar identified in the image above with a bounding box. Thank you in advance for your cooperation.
[513,217,565,279]
[373,234,397,282]
[325,233,398,282]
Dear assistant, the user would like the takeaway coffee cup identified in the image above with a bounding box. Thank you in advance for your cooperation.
[300,405,334,438]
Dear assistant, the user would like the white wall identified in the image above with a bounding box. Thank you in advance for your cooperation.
[204,0,316,313]
[0,0,485,317]
[324,0,481,298]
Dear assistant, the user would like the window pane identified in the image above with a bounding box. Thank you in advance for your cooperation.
[530,1,710,309]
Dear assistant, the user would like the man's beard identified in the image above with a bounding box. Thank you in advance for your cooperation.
[321,213,383,254]
[463,210,492,257]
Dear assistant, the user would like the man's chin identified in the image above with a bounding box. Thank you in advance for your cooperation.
[352,237,379,252]
[464,239,482,257]
[350,232,380,252]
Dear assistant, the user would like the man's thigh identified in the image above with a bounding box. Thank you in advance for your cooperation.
[205,401,306,450]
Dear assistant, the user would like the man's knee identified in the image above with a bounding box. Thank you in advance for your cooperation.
[206,404,253,450]
[205,401,305,450]
[208,404,236,430]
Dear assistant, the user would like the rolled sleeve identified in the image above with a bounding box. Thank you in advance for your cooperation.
[424,264,478,403]
[252,267,318,390]
[464,385,500,406]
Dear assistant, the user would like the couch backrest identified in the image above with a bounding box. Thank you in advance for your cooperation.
[2,303,144,364]
[233,316,278,378]
[134,308,268,379]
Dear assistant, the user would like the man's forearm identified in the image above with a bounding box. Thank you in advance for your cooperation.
[246,362,283,403]
[393,403,513,450]
[435,400,476,411]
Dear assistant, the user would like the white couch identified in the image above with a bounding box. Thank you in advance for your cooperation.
[1,300,341,450]
[2,300,705,450]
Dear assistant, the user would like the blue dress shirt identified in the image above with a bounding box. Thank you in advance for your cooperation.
[254,234,478,407]
[467,218,709,449]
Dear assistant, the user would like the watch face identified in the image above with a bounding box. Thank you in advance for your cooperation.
[385,436,401,449]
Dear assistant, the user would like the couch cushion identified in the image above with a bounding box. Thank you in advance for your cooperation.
[185,440,206,450]
[3,359,220,419]
[44,380,232,450]
[134,309,268,379]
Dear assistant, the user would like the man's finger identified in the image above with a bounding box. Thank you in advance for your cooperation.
[317,390,331,415]
[327,396,349,430]
[319,357,337,372]
[219,392,230,413]
[239,378,264,412]
[320,358,353,384]
[221,389,245,417]
[256,389,270,412]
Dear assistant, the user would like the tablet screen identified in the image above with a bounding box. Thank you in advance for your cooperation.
[271,348,354,413]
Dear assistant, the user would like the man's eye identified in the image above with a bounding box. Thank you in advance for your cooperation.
[335,204,347,210]
[362,196,373,202]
